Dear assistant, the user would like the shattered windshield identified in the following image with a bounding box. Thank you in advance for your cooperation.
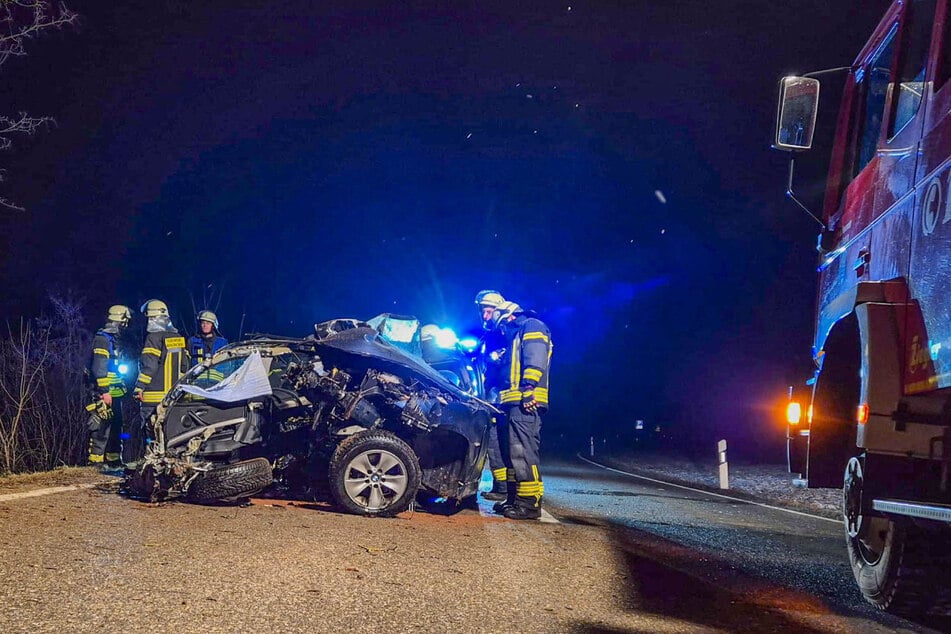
[187,355,249,389]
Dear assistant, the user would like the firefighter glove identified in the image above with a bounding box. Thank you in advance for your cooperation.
[520,388,538,414]
[133,388,143,402]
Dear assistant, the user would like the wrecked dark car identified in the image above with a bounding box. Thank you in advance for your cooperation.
[127,317,496,517]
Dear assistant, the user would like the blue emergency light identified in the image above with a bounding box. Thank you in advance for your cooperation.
[434,327,458,349]
[458,337,480,353]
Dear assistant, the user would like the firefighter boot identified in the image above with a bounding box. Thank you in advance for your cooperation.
[482,479,507,502]
[502,497,542,521]
[493,471,517,513]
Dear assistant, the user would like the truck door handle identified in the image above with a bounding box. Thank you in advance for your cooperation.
[854,248,870,276]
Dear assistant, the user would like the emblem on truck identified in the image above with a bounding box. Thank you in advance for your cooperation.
[921,177,941,236]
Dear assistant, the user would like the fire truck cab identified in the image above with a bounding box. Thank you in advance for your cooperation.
[774,0,951,615]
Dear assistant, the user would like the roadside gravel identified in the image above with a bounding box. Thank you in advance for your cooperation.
[593,450,842,520]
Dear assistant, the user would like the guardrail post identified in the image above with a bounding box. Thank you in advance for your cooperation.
[717,439,729,490]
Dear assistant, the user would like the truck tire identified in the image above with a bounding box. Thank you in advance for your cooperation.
[844,456,947,615]
[846,514,948,615]
[187,458,273,503]
[328,430,421,517]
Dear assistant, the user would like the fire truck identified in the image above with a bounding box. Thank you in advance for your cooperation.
[774,0,950,615]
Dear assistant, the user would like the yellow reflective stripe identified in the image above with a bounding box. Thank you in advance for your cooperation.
[104,453,120,462]
[93,348,110,357]
[522,332,549,343]
[500,389,521,403]
[96,377,112,386]
[87,454,104,463]
[138,374,153,385]
[523,368,543,382]
[164,353,172,397]
[532,465,540,481]
[142,391,165,403]
[491,467,507,481]
[85,402,98,411]
[109,386,127,397]
[515,483,544,495]
[143,347,161,356]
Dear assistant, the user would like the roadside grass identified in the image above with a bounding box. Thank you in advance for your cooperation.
[0,465,109,493]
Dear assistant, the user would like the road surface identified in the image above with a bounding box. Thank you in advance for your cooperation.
[0,459,945,633]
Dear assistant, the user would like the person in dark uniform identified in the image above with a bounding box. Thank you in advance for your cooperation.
[86,305,132,469]
[483,296,552,520]
[188,310,228,366]
[474,290,510,501]
[133,300,189,451]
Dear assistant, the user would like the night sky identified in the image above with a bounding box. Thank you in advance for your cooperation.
[0,1,893,457]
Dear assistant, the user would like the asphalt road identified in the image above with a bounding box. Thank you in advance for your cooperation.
[0,458,945,633]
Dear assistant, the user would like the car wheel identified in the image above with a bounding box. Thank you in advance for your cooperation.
[328,430,421,517]
[187,457,273,503]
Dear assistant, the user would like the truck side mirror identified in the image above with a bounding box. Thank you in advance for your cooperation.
[773,76,820,151]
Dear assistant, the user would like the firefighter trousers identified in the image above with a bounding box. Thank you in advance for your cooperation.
[499,406,543,508]
[486,414,507,490]
[87,397,125,464]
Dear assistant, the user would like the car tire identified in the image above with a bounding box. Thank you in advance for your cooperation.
[328,430,421,517]
[187,457,273,503]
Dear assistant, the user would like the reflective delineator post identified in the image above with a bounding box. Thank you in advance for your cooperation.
[718,439,729,489]
[590,436,595,457]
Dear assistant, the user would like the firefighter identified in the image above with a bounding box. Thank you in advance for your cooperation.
[188,310,228,366]
[484,296,552,520]
[474,290,509,501]
[133,300,189,448]
[86,305,132,469]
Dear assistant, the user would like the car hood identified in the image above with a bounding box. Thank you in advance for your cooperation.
[313,327,471,401]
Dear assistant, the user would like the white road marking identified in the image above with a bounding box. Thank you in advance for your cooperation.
[578,455,841,524]
[0,483,101,503]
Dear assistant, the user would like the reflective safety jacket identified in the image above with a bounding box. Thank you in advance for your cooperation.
[188,334,228,366]
[135,331,189,404]
[90,327,128,398]
[497,312,552,409]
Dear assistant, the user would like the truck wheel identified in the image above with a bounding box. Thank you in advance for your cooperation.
[328,430,421,517]
[187,458,273,503]
[844,458,942,615]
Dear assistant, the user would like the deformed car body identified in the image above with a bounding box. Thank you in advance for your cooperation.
[127,318,496,517]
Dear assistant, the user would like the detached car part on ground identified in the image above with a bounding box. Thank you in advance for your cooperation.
[126,318,496,517]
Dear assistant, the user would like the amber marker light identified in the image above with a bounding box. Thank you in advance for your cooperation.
[856,403,869,425]
[786,401,802,425]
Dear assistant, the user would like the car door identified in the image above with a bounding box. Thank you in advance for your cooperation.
[162,356,263,457]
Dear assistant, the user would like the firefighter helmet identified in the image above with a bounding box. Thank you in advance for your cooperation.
[474,290,505,308]
[140,299,169,318]
[197,310,219,329]
[491,301,521,328]
[107,305,132,325]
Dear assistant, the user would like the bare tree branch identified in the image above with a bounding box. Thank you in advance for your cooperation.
[0,112,53,149]
[0,1,75,210]
[0,1,77,68]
